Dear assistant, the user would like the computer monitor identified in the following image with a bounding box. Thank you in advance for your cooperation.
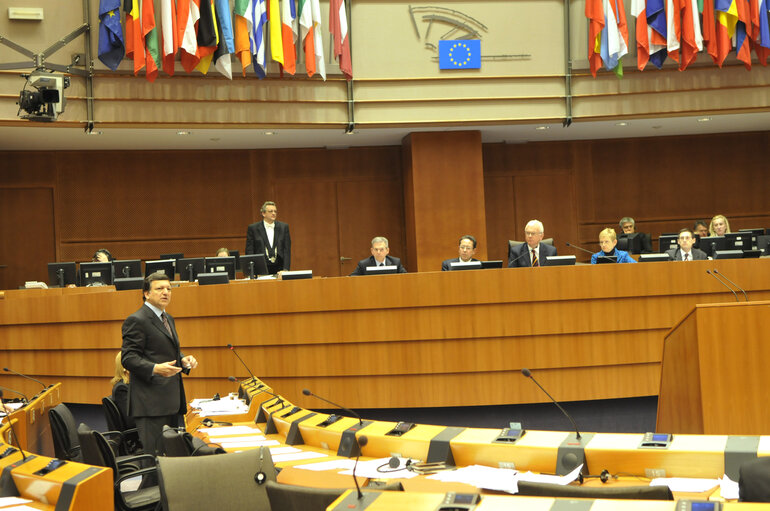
[658,234,679,253]
[364,265,398,275]
[595,255,618,264]
[240,254,269,279]
[47,262,78,288]
[228,250,240,267]
[178,257,205,282]
[198,272,230,286]
[481,260,504,269]
[713,250,743,260]
[144,259,176,279]
[159,253,184,272]
[449,261,482,271]
[757,235,770,255]
[204,256,236,280]
[545,255,576,266]
[725,232,752,251]
[639,253,672,262]
[617,233,643,254]
[281,270,313,280]
[112,259,142,279]
[698,236,727,258]
[739,228,765,249]
[114,277,144,290]
[79,261,114,286]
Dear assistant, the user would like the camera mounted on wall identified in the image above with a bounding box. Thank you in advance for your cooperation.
[17,69,70,122]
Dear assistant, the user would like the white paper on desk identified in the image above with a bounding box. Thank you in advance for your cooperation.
[198,426,262,436]
[294,459,357,472]
[427,464,518,492]
[651,477,720,492]
[205,435,267,443]
[516,464,583,486]
[339,458,420,480]
[218,439,281,449]
[272,451,329,463]
[720,474,740,500]
[0,506,39,511]
[270,446,301,455]
[0,497,32,507]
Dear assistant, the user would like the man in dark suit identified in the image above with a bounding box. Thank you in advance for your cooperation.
[666,228,708,261]
[245,201,291,274]
[442,235,479,271]
[121,271,198,455]
[350,236,407,275]
[508,220,558,267]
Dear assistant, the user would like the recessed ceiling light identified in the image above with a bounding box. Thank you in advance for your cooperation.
[177,130,191,135]
[615,122,628,127]
[86,130,102,136]
[697,117,712,122]
[535,126,549,131]
[264,131,275,136]
[210,137,220,142]
[652,125,662,129]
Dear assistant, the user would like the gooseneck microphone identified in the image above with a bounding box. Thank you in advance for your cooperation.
[353,435,368,499]
[3,368,46,389]
[509,248,531,267]
[0,390,27,460]
[0,386,28,403]
[712,269,748,302]
[225,344,259,387]
[302,389,362,425]
[706,270,739,302]
[521,368,581,440]
[565,242,594,255]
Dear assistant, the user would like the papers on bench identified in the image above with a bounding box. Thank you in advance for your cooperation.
[190,397,249,416]
[427,463,583,493]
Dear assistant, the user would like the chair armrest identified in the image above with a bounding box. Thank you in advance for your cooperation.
[116,453,156,469]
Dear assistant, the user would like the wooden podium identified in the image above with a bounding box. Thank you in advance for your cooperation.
[657,301,770,435]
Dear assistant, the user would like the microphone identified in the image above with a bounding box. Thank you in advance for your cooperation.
[565,242,594,256]
[302,389,362,425]
[521,368,581,440]
[225,344,259,387]
[3,368,46,389]
[0,390,27,460]
[706,270,739,302]
[0,386,28,403]
[353,435,368,499]
[712,269,748,302]
[508,248,531,267]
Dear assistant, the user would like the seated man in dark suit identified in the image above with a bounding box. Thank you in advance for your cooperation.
[666,228,708,261]
[442,235,479,271]
[508,220,557,267]
[619,217,652,254]
[350,236,407,275]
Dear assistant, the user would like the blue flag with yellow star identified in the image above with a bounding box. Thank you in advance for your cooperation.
[438,39,481,69]
[98,0,125,71]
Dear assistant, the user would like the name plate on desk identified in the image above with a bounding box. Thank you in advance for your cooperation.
[281,270,313,280]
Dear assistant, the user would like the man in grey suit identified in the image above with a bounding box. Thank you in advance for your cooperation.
[442,235,479,271]
[121,271,198,455]
[508,219,558,267]
[350,236,407,275]
[666,228,708,261]
[245,201,291,274]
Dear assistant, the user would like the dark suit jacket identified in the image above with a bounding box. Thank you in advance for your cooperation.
[350,255,407,276]
[111,381,136,429]
[441,257,480,271]
[121,304,188,418]
[245,220,291,270]
[508,242,558,267]
[666,247,708,261]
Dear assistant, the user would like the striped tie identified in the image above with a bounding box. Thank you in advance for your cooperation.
[161,313,173,337]
[532,249,539,267]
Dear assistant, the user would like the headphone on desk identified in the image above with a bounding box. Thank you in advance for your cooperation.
[200,418,233,428]
[376,456,414,473]
[578,469,614,484]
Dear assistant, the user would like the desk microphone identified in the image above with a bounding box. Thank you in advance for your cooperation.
[353,435,368,499]
[706,270,739,302]
[565,242,594,256]
[0,386,28,403]
[302,389,362,425]
[509,248,531,267]
[521,368,581,440]
[0,390,27,460]
[712,269,748,302]
[225,344,260,387]
[3,368,46,389]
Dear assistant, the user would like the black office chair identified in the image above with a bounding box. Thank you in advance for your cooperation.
[77,423,161,511]
[515,480,674,500]
[48,403,83,462]
[102,396,142,455]
[161,425,225,457]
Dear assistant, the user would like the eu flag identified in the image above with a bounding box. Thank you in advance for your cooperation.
[438,39,481,70]
[98,0,125,71]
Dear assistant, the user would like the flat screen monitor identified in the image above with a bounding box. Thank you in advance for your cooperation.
[204,256,236,280]
[639,253,672,262]
[449,261,482,271]
[698,236,727,258]
[281,270,313,280]
[595,255,618,264]
[79,261,114,286]
[658,234,679,253]
[743,249,761,259]
[198,272,230,286]
[47,262,78,287]
[178,257,205,282]
[757,235,770,255]
[481,260,503,269]
[144,259,176,279]
[228,250,240,267]
[725,232,752,251]
[114,277,144,290]
[545,255,576,266]
[713,249,743,260]
[739,228,765,248]
[159,253,184,272]
[364,265,398,275]
[240,254,269,278]
[112,259,142,279]
[618,233,642,254]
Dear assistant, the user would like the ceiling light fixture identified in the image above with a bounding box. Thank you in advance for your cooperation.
[697,117,712,123]
[535,126,549,131]
[177,130,191,135]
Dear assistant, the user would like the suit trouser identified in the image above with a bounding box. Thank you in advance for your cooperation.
[135,414,183,456]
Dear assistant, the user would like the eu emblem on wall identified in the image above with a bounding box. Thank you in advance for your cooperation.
[438,40,481,70]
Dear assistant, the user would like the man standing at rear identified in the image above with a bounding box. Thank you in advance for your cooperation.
[246,201,292,274]
[121,271,198,455]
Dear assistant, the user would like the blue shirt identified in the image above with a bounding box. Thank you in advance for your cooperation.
[591,248,637,264]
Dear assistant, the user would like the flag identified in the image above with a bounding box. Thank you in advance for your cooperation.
[330,0,352,79]
[734,0,752,68]
[647,0,669,67]
[309,0,326,79]
[281,0,298,74]
[586,0,605,76]
[631,0,650,69]
[755,0,770,64]
[600,0,628,75]
[143,0,161,82]
[213,0,235,79]
[715,0,738,66]
[234,0,254,75]
[268,0,284,65]
[125,0,145,75]
[702,0,720,63]
[98,0,125,71]
[177,0,200,73]
[666,0,681,62]
[250,0,268,77]
[679,0,703,69]
[438,40,481,69]
[160,0,179,75]
[195,0,219,74]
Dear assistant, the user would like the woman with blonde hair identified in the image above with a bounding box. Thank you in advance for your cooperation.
[110,352,135,428]
[709,215,731,237]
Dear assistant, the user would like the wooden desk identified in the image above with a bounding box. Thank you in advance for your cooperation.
[1,259,769,407]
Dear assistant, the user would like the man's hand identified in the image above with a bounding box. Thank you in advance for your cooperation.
[181,355,198,370]
[153,360,182,377]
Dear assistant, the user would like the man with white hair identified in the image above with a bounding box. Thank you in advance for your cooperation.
[350,236,407,275]
[508,220,558,267]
